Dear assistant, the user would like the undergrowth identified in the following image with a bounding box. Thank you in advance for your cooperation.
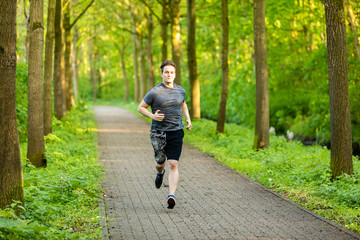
[183,118,360,234]
[0,103,104,239]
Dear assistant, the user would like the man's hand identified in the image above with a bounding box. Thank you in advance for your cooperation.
[185,120,192,131]
[152,110,165,121]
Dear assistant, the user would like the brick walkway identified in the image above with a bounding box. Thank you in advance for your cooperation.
[94,106,360,240]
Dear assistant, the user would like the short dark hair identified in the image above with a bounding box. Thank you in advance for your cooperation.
[160,60,176,73]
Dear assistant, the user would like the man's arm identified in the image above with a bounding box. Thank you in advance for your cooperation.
[181,101,192,130]
[137,100,164,121]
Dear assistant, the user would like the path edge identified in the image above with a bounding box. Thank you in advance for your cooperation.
[207,151,360,240]
[99,183,110,240]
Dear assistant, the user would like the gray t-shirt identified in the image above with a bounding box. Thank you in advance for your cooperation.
[143,83,186,131]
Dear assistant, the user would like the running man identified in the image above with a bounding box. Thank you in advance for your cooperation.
[137,60,192,209]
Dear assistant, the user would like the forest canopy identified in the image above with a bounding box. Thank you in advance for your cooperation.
[14,0,360,146]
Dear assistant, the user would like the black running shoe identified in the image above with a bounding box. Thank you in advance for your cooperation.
[155,169,165,189]
[167,194,176,209]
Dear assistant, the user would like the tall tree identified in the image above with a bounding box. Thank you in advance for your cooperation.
[72,25,80,102]
[253,0,269,149]
[161,0,169,61]
[63,0,74,111]
[27,0,46,167]
[216,0,229,133]
[138,0,170,62]
[44,0,56,135]
[115,39,130,102]
[130,2,141,102]
[344,0,360,62]
[88,35,97,101]
[23,0,30,62]
[140,33,147,98]
[146,12,155,90]
[53,0,66,119]
[63,0,95,109]
[170,0,181,85]
[187,0,201,119]
[324,0,353,178]
[0,0,25,209]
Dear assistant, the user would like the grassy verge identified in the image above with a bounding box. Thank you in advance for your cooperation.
[0,103,104,239]
[117,101,360,235]
[185,118,360,234]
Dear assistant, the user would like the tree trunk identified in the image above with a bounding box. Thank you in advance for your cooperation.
[96,50,101,98]
[147,13,155,90]
[88,37,96,102]
[170,0,181,85]
[72,25,79,102]
[53,0,65,119]
[27,0,46,167]
[43,0,56,135]
[187,0,201,119]
[0,0,25,209]
[23,0,30,62]
[216,0,229,133]
[161,0,169,62]
[344,0,360,62]
[63,1,74,111]
[324,0,353,178]
[121,43,129,102]
[140,34,147,98]
[131,4,140,102]
[253,0,270,149]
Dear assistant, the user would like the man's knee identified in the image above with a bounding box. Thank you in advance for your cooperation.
[168,160,178,170]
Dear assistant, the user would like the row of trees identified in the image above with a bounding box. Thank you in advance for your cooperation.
[0,0,357,208]
[84,0,354,176]
[0,0,93,209]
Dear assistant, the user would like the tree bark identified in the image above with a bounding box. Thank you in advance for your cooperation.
[131,3,140,102]
[216,0,229,133]
[24,1,30,62]
[114,40,130,102]
[324,0,353,178]
[161,0,169,62]
[170,0,181,85]
[63,1,74,111]
[88,36,96,102]
[121,40,129,102]
[0,0,25,209]
[27,0,46,167]
[253,0,270,149]
[147,13,155,90]
[72,25,80,102]
[344,0,360,62]
[187,0,201,119]
[44,0,56,135]
[53,0,65,119]
[140,33,147,98]
[96,50,101,98]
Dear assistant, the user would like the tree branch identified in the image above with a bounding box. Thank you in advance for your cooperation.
[138,0,161,21]
[70,0,96,29]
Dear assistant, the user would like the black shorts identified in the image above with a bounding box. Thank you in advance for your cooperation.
[150,129,184,164]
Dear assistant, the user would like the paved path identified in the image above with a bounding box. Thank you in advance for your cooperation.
[95,106,360,240]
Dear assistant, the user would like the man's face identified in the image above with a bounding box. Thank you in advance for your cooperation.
[161,65,176,85]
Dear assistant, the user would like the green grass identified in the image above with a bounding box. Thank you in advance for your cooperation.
[184,118,360,235]
[0,103,104,239]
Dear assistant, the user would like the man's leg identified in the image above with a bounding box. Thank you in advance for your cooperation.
[155,162,166,189]
[156,162,165,173]
[168,160,179,195]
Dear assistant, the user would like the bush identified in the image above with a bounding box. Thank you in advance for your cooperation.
[0,105,104,239]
